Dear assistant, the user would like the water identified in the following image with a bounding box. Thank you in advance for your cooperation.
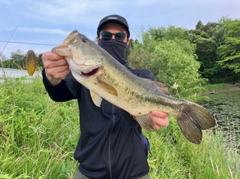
[203,91,240,151]
[0,68,41,82]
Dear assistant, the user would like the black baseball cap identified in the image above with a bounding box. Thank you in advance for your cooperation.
[97,14,130,38]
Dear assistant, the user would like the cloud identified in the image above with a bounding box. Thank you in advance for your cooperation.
[18,0,174,25]
[2,0,239,28]
[24,0,124,25]
[1,0,240,58]
[15,27,70,36]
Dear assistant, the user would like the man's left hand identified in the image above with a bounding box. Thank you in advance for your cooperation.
[151,110,169,130]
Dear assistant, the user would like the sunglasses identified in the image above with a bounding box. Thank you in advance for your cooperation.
[101,31,126,42]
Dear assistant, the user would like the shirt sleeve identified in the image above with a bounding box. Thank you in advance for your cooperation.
[42,69,81,102]
[129,68,154,80]
[137,69,154,80]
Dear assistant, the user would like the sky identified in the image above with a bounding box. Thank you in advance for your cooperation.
[0,0,239,58]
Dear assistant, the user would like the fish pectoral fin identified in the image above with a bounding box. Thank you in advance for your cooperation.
[90,91,102,107]
[135,114,156,132]
[141,78,170,95]
[97,79,118,96]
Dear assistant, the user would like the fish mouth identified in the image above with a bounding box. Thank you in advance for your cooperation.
[81,67,99,77]
[66,58,101,78]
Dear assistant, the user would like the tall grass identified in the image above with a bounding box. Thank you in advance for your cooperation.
[0,78,239,178]
[146,123,240,179]
[0,77,79,178]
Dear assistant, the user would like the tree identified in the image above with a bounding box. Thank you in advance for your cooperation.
[0,50,25,69]
[37,54,43,68]
[128,27,207,100]
[10,50,26,69]
[195,21,203,29]
[217,19,240,75]
[188,22,223,81]
[188,17,240,83]
[0,50,43,70]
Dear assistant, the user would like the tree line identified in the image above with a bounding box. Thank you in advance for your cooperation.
[1,17,239,87]
[0,50,43,71]
[127,17,240,84]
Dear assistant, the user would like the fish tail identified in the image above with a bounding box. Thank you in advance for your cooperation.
[177,102,216,144]
[26,50,37,76]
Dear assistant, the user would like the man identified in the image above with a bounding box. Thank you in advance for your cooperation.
[41,14,169,179]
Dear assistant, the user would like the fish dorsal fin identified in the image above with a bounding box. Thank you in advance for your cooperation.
[141,78,170,95]
[90,91,102,107]
[97,78,118,96]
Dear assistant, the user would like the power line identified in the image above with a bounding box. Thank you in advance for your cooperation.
[0,40,57,46]
[1,26,18,54]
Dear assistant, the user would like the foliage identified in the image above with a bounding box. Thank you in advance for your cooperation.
[0,78,79,178]
[146,122,240,179]
[0,50,26,69]
[2,17,240,84]
[128,27,207,100]
[127,17,240,85]
[217,19,240,74]
[0,50,43,70]
[188,21,225,83]
[0,78,239,179]
[188,17,240,83]
[145,26,190,41]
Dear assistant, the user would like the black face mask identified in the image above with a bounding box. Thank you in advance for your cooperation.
[98,39,128,65]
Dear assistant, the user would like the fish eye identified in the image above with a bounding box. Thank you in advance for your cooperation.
[82,37,88,43]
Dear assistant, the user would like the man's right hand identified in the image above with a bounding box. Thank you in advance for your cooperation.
[41,52,70,85]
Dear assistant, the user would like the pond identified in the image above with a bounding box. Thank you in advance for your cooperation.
[203,91,240,151]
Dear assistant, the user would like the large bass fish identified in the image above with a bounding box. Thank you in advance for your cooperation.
[52,30,216,144]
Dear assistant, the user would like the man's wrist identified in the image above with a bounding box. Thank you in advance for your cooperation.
[45,72,61,86]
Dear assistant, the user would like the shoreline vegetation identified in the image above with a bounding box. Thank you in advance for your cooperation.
[0,77,239,179]
[202,83,240,95]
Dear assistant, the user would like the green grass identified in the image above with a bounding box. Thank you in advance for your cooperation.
[0,78,239,179]
[0,77,79,178]
[146,123,240,179]
[204,83,240,94]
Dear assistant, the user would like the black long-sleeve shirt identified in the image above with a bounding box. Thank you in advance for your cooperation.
[42,68,154,179]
